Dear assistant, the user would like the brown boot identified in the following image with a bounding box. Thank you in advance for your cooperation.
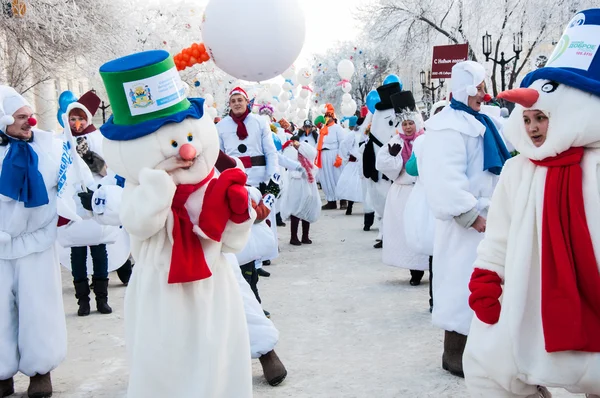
[259,350,287,386]
[0,378,14,397]
[526,386,552,398]
[28,373,52,398]
[441,331,467,378]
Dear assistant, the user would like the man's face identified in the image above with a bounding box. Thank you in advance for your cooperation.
[303,126,312,135]
[467,82,486,112]
[6,106,34,140]
[229,94,248,116]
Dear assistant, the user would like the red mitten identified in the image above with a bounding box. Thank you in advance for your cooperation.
[468,268,503,325]
[228,184,250,224]
[198,168,248,241]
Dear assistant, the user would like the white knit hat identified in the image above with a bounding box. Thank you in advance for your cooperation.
[450,61,487,104]
[0,85,31,132]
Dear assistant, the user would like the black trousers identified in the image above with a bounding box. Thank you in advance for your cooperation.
[71,244,108,283]
[239,261,261,303]
[429,256,434,307]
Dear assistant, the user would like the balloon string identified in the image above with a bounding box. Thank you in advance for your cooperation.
[336,79,350,88]
[285,79,294,86]
[272,96,280,103]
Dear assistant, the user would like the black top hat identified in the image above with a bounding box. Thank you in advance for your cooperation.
[391,91,417,114]
[303,119,313,127]
[375,82,402,111]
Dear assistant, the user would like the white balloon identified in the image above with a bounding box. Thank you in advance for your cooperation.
[207,107,218,118]
[320,104,328,114]
[270,83,281,97]
[277,102,288,112]
[349,99,357,111]
[300,88,310,99]
[282,66,296,80]
[342,93,352,103]
[282,82,293,91]
[280,91,290,102]
[342,82,352,93]
[202,0,305,81]
[273,111,284,120]
[341,101,356,117]
[297,67,312,86]
[204,94,215,107]
[297,100,307,110]
[337,59,355,80]
[289,98,298,109]
[297,109,307,120]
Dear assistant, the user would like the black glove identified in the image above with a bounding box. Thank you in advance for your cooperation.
[348,154,357,162]
[78,189,94,211]
[388,143,402,157]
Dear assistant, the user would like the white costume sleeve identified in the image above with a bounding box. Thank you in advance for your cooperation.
[298,142,317,163]
[91,185,123,226]
[120,168,176,240]
[375,135,403,181]
[473,168,511,279]
[277,153,301,171]
[422,130,479,221]
[261,122,280,176]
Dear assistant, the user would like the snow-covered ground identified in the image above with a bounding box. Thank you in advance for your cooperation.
[11,204,583,397]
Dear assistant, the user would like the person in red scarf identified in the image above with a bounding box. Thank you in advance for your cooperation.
[463,9,600,397]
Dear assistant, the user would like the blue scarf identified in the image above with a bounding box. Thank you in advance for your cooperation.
[0,134,49,208]
[450,98,510,175]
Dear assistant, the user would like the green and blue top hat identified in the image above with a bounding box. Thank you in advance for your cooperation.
[99,50,205,140]
[521,8,600,97]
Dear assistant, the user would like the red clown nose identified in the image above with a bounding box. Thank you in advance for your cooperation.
[27,117,37,126]
[483,93,493,103]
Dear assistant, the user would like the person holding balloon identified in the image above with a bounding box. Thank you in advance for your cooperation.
[315,104,346,210]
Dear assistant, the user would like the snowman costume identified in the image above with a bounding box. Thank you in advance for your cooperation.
[315,104,346,207]
[376,91,429,272]
[336,116,365,204]
[421,61,510,376]
[464,9,600,397]
[99,51,254,398]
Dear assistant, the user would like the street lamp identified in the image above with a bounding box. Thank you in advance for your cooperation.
[482,31,523,92]
[420,70,444,112]
[91,88,112,124]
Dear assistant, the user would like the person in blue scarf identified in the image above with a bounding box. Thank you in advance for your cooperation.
[420,61,510,379]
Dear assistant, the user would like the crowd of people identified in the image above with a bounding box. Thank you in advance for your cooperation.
[0,7,599,398]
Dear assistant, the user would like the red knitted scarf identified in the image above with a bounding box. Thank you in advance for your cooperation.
[230,108,250,140]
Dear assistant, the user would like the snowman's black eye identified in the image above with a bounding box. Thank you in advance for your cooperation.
[171,140,178,148]
[187,133,193,142]
[388,120,394,126]
[541,81,559,93]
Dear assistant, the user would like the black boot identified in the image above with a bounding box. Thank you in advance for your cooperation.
[240,261,261,303]
[429,256,434,312]
[345,201,354,215]
[0,377,14,397]
[442,331,467,378]
[92,278,113,314]
[276,212,286,227]
[27,372,52,398]
[289,216,301,246]
[410,270,425,286]
[116,259,133,285]
[259,350,288,386]
[339,200,348,210]
[73,280,91,316]
[374,240,383,249]
[363,212,375,231]
[257,268,271,277]
[301,220,312,244]
[321,201,337,210]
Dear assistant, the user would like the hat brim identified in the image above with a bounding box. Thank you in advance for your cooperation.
[100,98,205,141]
[521,67,600,98]
[375,101,392,111]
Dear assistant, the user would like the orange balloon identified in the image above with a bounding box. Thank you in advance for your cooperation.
[198,43,206,53]
[191,48,200,58]
[181,53,190,62]
[191,43,199,51]
[182,48,191,56]
[189,56,198,65]
[200,52,210,62]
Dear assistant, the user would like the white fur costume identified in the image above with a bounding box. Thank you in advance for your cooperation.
[318,122,347,202]
[336,130,365,203]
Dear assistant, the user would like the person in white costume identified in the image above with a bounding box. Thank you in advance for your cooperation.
[463,9,600,398]
[376,90,429,284]
[99,50,254,398]
[315,103,346,210]
[336,116,365,216]
[354,111,377,231]
[0,85,105,398]
[299,119,319,148]
[362,83,401,247]
[280,136,321,245]
[421,61,511,378]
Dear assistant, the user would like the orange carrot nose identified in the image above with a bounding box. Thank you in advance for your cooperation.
[75,120,81,130]
[179,144,196,161]
[497,88,540,108]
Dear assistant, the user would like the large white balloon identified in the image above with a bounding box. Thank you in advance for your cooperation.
[204,94,215,107]
[281,66,296,80]
[270,83,281,97]
[282,82,293,91]
[277,102,288,112]
[341,101,356,117]
[297,100,307,110]
[300,88,310,99]
[337,59,355,80]
[279,91,290,102]
[202,0,305,81]
[342,93,352,103]
[342,82,352,93]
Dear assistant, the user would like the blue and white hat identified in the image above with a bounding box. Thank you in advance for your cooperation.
[521,8,600,97]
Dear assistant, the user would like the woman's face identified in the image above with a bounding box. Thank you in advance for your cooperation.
[401,120,416,136]
[523,109,549,147]
[69,114,88,133]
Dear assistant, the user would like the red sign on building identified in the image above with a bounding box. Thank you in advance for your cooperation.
[431,44,469,79]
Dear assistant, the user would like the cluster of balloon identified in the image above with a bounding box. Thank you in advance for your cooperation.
[174,42,210,71]
[201,0,306,82]
[338,59,357,117]
[57,91,78,127]
[365,89,380,114]
[203,94,218,119]
[383,74,403,89]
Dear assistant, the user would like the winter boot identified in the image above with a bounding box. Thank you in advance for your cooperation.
[339,200,348,210]
[321,201,337,210]
[27,373,52,398]
[410,270,425,286]
[289,216,301,246]
[259,350,288,386]
[73,280,91,317]
[92,278,113,314]
[526,386,552,398]
[240,261,262,303]
[0,378,14,397]
[276,212,286,227]
[116,259,133,285]
[345,201,354,215]
[262,260,271,266]
[442,331,467,378]
[363,212,375,231]
[374,240,383,249]
[301,220,312,244]
[257,268,271,277]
